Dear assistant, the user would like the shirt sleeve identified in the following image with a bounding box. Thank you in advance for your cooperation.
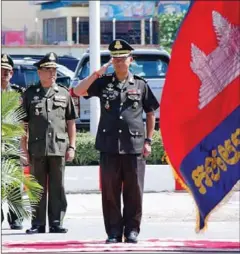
[20,91,29,122]
[85,78,103,99]
[142,83,160,113]
[66,94,78,120]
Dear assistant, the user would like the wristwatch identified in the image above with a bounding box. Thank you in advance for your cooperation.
[68,146,75,151]
[144,138,152,145]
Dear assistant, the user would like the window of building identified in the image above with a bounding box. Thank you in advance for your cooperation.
[72,17,89,44]
[43,17,67,44]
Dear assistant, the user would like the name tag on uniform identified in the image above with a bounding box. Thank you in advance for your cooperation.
[127,89,141,95]
[54,95,67,102]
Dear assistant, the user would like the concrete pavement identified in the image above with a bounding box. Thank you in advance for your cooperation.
[64,165,176,193]
[2,192,240,253]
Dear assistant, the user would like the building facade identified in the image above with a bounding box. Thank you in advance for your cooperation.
[36,0,159,45]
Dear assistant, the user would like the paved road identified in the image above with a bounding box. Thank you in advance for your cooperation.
[64,165,175,193]
[2,192,240,253]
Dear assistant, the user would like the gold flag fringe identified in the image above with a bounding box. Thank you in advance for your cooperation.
[164,152,239,233]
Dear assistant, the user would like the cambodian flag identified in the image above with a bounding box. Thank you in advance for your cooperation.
[160,0,240,232]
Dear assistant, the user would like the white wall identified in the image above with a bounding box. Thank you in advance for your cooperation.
[2,1,40,36]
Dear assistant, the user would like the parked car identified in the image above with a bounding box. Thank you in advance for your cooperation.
[71,48,170,129]
[10,54,79,72]
[11,58,75,88]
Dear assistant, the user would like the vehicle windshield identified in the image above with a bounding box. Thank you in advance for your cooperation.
[57,65,74,79]
[77,54,169,80]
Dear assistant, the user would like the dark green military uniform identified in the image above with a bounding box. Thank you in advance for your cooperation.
[86,65,159,241]
[21,53,77,232]
[22,82,77,229]
[1,54,24,230]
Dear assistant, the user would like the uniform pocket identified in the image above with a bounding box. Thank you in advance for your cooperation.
[53,101,67,118]
[56,133,67,152]
[129,129,143,137]
[127,94,141,101]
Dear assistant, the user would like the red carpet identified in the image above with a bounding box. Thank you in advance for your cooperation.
[3,239,240,252]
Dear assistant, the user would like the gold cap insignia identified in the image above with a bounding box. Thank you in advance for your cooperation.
[114,41,122,50]
[2,54,8,62]
[49,53,56,61]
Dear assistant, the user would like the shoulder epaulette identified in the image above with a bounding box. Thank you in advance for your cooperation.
[25,84,36,91]
[134,74,147,83]
[58,84,69,91]
[10,84,26,93]
[102,73,112,77]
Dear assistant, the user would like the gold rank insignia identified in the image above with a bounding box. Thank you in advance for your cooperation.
[2,54,8,62]
[114,40,122,49]
[49,53,56,61]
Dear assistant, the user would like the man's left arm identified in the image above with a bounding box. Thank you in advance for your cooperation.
[142,84,160,157]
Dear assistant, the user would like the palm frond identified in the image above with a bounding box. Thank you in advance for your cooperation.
[1,159,43,220]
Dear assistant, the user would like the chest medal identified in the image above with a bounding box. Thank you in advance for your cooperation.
[105,100,110,110]
[132,101,138,109]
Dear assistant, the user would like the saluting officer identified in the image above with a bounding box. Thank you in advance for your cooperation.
[1,54,24,230]
[21,52,78,234]
[73,39,159,243]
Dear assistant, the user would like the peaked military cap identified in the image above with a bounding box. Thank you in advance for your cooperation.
[1,54,14,70]
[108,39,134,58]
[33,52,58,69]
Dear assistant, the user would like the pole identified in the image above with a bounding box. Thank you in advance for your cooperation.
[89,1,101,136]
[149,17,153,44]
[35,17,38,45]
[141,19,145,45]
[76,17,80,44]
[112,18,116,40]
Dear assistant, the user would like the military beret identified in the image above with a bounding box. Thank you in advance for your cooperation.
[33,52,58,69]
[1,54,14,70]
[108,39,134,58]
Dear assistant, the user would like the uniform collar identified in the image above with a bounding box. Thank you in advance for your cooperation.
[112,72,134,84]
[38,82,59,97]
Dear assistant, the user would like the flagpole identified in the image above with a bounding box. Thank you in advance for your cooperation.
[89,1,101,136]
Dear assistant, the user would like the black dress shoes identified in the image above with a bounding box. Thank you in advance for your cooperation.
[10,222,23,230]
[49,225,68,233]
[105,236,122,244]
[125,231,138,243]
[26,225,46,234]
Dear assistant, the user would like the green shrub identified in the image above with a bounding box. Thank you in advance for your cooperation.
[70,131,167,166]
[70,132,99,166]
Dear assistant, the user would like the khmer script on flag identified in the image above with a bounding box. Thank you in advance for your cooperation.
[160,0,240,232]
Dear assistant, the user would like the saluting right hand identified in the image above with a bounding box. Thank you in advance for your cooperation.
[96,58,113,77]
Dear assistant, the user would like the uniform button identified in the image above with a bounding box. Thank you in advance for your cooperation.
[120,103,123,106]
[47,98,50,101]
[103,129,106,132]
[119,129,122,133]
[48,109,51,112]
[119,116,123,120]
[35,137,38,140]
[48,133,52,137]
[48,120,51,124]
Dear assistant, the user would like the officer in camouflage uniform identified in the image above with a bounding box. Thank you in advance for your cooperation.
[21,52,78,234]
[1,53,24,230]
[73,39,159,244]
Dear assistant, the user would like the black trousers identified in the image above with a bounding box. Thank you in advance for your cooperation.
[1,186,23,225]
[100,153,145,237]
[30,156,67,227]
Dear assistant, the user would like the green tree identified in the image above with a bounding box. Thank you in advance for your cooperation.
[1,91,43,220]
[158,12,186,51]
